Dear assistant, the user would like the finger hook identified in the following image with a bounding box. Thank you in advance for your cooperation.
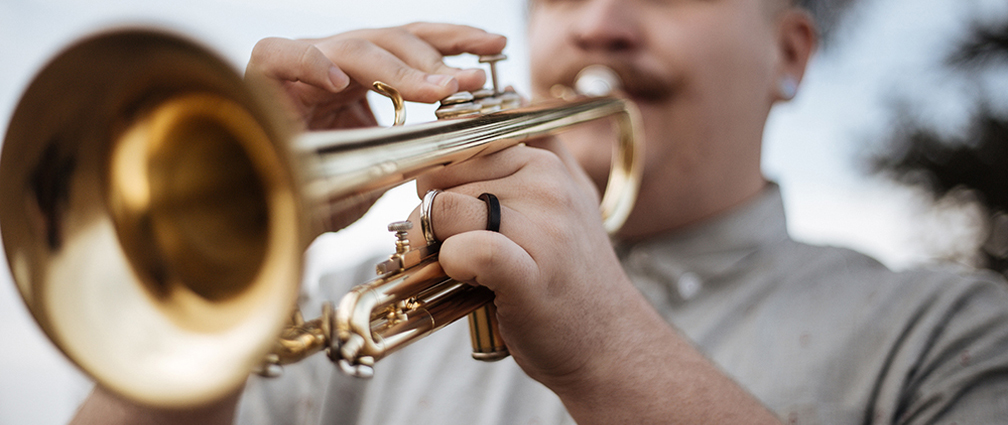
[372,81,406,126]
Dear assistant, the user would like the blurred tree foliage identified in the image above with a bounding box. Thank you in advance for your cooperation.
[871,19,1008,275]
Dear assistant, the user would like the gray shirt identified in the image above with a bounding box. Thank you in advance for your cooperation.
[237,184,1008,424]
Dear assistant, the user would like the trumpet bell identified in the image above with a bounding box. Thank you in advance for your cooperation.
[0,29,305,406]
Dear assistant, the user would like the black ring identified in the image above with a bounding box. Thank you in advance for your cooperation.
[478,193,501,233]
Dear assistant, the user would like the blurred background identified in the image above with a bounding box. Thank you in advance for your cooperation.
[1,0,1007,423]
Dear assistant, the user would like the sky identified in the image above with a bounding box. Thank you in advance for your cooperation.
[1,0,1006,423]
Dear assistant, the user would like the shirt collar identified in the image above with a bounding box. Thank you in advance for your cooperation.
[617,183,791,300]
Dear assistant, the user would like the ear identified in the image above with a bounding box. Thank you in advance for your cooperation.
[773,9,818,101]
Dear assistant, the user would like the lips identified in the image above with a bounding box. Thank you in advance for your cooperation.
[564,62,674,104]
[624,88,670,105]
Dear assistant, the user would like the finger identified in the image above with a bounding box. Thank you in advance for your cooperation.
[359,28,488,92]
[416,144,581,205]
[314,38,461,103]
[247,37,349,92]
[527,136,599,200]
[403,23,508,56]
[318,187,384,231]
[327,96,380,129]
[281,79,368,110]
[402,23,507,91]
[421,191,522,243]
[415,145,539,196]
[527,136,580,169]
[437,231,539,301]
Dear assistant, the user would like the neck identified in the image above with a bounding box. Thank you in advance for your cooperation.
[615,174,768,243]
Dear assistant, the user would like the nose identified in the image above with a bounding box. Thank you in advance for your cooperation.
[570,0,643,52]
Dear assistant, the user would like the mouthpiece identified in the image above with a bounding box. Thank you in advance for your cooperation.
[574,65,622,97]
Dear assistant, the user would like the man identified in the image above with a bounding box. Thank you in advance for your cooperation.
[72,0,1008,424]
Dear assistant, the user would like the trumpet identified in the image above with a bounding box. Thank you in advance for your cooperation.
[0,28,642,407]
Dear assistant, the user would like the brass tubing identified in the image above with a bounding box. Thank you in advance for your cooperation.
[468,303,508,361]
[374,284,495,356]
[298,96,640,233]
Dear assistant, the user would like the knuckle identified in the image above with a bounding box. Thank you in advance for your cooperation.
[373,26,410,46]
[425,56,449,73]
[249,39,268,61]
[475,237,497,267]
[391,63,419,85]
[251,37,280,52]
[437,194,468,226]
[416,171,450,196]
[391,26,412,39]
[298,44,322,69]
[403,21,445,41]
[415,182,432,198]
[334,37,372,58]
[530,149,565,170]
[402,21,430,33]
[249,37,283,63]
[544,180,576,211]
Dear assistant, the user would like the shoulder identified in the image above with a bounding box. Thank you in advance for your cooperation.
[765,239,1007,305]
[751,241,1008,421]
[751,239,1008,367]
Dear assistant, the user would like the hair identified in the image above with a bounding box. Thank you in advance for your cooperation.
[794,0,860,44]
[525,0,858,46]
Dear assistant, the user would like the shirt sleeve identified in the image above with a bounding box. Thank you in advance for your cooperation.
[887,272,1008,424]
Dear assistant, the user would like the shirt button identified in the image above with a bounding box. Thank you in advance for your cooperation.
[677,272,702,300]
[628,248,652,269]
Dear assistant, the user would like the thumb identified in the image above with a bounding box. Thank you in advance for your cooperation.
[247,37,350,92]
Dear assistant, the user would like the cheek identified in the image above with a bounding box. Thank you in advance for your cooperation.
[649,17,776,149]
[690,18,777,107]
[527,12,569,99]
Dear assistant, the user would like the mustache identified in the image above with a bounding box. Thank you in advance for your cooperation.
[560,62,674,102]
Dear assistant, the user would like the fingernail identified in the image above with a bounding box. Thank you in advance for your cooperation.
[463,68,486,83]
[426,74,456,88]
[462,68,485,78]
[328,66,350,91]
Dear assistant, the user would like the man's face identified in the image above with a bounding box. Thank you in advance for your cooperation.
[528,0,786,231]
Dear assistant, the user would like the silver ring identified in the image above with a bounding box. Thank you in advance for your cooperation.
[420,189,441,245]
